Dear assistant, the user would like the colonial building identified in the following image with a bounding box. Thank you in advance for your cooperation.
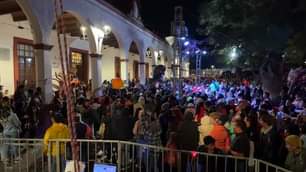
[0,0,179,102]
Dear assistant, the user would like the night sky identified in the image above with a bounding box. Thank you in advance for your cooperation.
[140,0,202,38]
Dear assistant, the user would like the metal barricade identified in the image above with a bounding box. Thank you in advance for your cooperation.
[255,159,291,172]
[0,138,292,172]
[0,138,46,172]
[47,139,292,172]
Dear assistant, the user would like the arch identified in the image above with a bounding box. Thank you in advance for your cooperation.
[128,41,140,55]
[15,0,43,43]
[50,11,97,84]
[0,0,44,92]
[103,31,121,49]
[51,10,96,53]
[100,30,122,81]
[127,41,141,81]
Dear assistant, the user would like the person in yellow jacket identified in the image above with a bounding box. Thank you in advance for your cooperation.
[43,112,70,172]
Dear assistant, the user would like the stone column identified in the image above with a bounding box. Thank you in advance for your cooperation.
[138,62,146,85]
[120,59,129,85]
[90,53,102,91]
[33,43,53,103]
[138,47,146,85]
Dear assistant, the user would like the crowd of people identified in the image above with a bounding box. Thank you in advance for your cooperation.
[0,77,306,171]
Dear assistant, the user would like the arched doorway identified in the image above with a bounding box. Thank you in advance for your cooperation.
[128,41,140,81]
[0,0,39,94]
[51,12,91,85]
[101,31,121,81]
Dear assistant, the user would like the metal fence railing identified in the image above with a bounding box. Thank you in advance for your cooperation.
[0,138,47,172]
[0,138,291,172]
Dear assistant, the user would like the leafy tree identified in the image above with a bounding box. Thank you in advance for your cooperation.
[198,0,305,68]
[285,30,306,67]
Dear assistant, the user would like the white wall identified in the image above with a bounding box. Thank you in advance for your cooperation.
[128,52,140,80]
[101,46,120,81]
[0,15,93,95]
[0,14,33,95]
[0,3,166,95]
[49,31,91,88]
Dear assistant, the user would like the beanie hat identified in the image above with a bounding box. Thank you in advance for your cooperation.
[285,135,302,148]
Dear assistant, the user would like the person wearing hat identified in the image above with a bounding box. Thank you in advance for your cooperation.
[285,135,306,172]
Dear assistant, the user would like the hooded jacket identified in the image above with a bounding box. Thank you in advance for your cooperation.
[43,122,70,156]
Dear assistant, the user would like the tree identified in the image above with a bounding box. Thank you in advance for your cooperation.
[285,30,306,67]
[198,0,303,66]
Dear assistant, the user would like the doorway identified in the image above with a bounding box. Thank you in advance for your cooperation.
[69,48,89,83]
[133,60,139,81]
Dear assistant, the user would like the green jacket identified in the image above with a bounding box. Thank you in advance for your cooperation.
[285,148,306,172]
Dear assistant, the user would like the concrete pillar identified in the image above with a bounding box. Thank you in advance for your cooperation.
[139,49,146,85]
[90,53,102,91]
[120,59,129,84]
[138,62,146,85]
[33,43,53,103]
[119,46,130,85]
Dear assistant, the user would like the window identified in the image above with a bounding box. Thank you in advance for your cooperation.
[71,52,83,75]
[14,38,35,88]
[70,48,88,83]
